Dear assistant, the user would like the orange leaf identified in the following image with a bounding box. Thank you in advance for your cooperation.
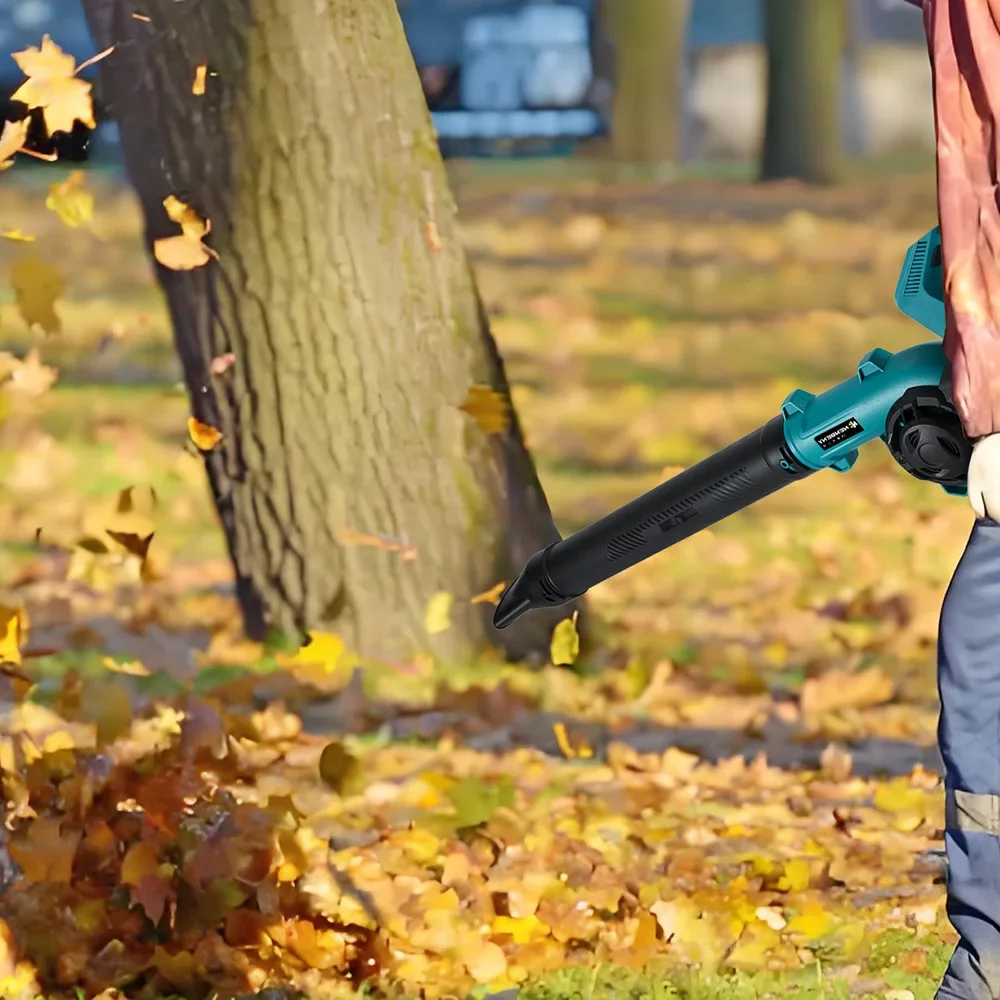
[9,817,80,883]
[192,64,207,96]
[121,839,160,886]
[471,581,506,605]
[188,416,223,451]
[458,384,510,435]
[337,528,417,562]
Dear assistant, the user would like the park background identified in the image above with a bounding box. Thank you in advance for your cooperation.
[0,2,969,1000]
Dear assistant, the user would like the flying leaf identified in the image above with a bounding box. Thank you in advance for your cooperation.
[2,228,35,242]
[471,581,505,605]
[10,35,98,135]
[11,255,62,333]
[102,656,150,677]
[45,170,93,228]
[132,13,151,21]
[318,740,364,795]
[550,611,580,666]
[338,528,417,562]
[0,606,26,665]
[458,385,511,434]
[192,64,207,95]
[211,352,235,375]
[424,591,454,634]
[154,197,216,271]
[1,347,57,398]
[0,119,28,170]
[187,416,222,451]
[424,220,442,252]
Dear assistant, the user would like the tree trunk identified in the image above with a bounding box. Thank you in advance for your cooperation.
[760,0,845,184]
[609,0,691,166]
[80,0,582,664]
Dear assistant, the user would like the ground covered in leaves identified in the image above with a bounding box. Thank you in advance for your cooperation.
[0,143,966,1000]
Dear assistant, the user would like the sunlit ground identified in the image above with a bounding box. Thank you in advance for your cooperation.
[0,158,963,1000]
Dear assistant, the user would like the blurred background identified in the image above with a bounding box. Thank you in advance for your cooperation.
[0,0,930,168]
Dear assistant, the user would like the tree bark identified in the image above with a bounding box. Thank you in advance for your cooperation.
[609,0,691,166]
[760,0,846,184]
[79,0,581,664]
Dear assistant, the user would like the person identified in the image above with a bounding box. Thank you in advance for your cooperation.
[904,1,1000,998]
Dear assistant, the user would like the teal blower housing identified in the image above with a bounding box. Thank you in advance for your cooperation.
[494,227,971,630]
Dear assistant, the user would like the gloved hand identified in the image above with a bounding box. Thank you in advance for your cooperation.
[967,433,1000,521]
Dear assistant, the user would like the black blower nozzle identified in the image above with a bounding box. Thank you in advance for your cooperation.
[493,415,814,630]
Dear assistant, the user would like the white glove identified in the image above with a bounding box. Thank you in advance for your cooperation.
[967,433,1000,521]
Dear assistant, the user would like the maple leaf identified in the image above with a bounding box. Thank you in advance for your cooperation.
[11,255,62,333]
[9,817,80,882]
[1,347,58,399]
[188,416,223,451]
[46,170,94,228]
[458,384,511,434]
[10,35,109,135]
[0,119,28,170]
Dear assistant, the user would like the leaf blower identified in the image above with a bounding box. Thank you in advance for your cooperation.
[493,226,971,630]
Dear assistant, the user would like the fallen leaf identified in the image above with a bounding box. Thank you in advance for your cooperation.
[550,611,580,666]
[471,581,506,605]
[447,775,514,829]
[192,63,207,96]
[458,384,511,435]
[424,591,454,634]
[45,171,93,228]
[464,939,507,984]
[9,817,80,883]
[800,666,895,717]
[187,416,223,451]
[11,35,98,134]
[11,255,62,333]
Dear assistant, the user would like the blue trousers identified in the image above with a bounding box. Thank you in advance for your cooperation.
[938,518,1000,1000]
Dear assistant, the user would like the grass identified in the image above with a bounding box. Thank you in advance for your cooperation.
[0,160,964,999]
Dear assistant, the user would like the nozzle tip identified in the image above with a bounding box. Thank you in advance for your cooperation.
[493,577,531,629]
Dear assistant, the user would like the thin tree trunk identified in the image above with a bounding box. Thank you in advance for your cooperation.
[610,0,691,166]
[760,0,846,184]
[80,0,581,664]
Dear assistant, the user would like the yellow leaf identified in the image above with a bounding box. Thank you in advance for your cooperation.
[0,119,28,170]
[471,581,505,605]
[1,228,35,242]
[550,611,580,666]
[0,606,26,665]
[777,858,811,893]
[458,384,511,435]
[2,347,57,398]
[11,35,98,134]
[280,632,345,673]
[45,170,93,228]
[11,255,62,333]
[121,840,160,886]
[154,197,215,271]
[424,591,454,634]
[192,63,207,96]
[786,900,832,940]
[163,194,208,240]
[465,939,507,984]
[153,233,214,271]
[187,416,222,451]
[102,656,150,677]
[873,777,928,815]
[492,914,550,944]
